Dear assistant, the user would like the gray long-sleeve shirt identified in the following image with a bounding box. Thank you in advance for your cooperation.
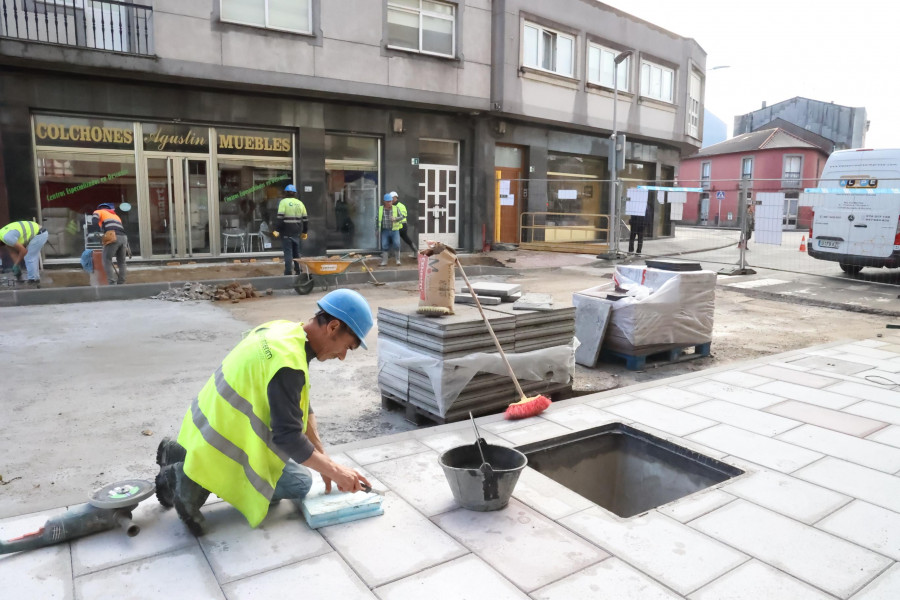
[268,341,317,463]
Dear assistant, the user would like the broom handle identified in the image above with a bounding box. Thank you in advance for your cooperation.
[456,260,527,399]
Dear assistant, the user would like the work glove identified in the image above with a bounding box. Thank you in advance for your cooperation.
[301,234,308,240]
[12,264,22,279]
[272,231,280,238]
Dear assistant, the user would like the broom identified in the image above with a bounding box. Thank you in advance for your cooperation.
[456,259,551,419]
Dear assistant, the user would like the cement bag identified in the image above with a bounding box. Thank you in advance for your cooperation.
[417,242,456,315]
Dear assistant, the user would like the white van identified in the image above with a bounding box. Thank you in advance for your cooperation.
[808,148,900,274]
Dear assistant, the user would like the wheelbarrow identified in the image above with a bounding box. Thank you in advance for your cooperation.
[293,253,384,295]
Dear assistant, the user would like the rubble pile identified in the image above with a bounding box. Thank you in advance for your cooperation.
[151,281,273,302]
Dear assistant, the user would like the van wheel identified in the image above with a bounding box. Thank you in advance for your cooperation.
[839,263,863,275]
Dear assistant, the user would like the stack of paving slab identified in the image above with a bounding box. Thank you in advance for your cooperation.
[454,281,522,305]
[377,300,574,423]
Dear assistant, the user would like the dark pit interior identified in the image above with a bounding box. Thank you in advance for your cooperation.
[517,423,743,518]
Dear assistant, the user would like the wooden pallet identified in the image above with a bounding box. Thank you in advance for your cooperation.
[600,342,711,371]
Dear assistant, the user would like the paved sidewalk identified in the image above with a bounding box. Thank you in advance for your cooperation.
[3,336,900,599]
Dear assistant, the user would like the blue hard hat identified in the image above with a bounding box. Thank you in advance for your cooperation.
[316,289,373,350]
[285,184,297,193]
[97,203,115,210]
[383,193,393,202]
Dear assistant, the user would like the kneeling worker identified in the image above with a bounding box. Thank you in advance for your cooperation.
[155,288,373,535]
[0,220,48,287]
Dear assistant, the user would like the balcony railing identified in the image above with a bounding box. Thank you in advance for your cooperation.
[1,0,153,55]
[782,172,802,188]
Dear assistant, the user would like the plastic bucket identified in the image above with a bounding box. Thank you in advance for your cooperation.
[439,443,527,511]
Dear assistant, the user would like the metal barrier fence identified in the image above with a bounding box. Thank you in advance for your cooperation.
[0,0,153,55]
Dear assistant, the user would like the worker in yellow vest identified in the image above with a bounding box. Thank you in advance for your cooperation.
[390,191,418,257]
[272,184,309,276]
[378,193,405,266]
[0,220,48,287]
[154,289,373,536]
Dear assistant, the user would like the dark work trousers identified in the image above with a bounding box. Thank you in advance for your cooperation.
[628,216,645,254]
[103,233,127,284]
[282,235,302,275]
[398,225,417,253]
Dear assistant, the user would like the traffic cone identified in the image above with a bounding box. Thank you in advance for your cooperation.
[799,235,807,252]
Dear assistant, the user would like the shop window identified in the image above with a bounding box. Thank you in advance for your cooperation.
[523,21,574,77]
[217,159,293,253]
[387,0,455,57]
[325,135,381,250]
[547,152,605,218]
[36,152,139,259]
[220,0,312,35]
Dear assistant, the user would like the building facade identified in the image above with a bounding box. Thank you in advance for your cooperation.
[0,0,705,263]
[734,97,868,151]
[679,127,830,230]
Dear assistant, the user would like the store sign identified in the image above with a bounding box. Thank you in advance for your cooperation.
[34,115,134,150]
[142,123,209,153]
[216,128,293,157]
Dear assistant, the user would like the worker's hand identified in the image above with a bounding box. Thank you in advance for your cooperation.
[272,231,280,238]
[301,233,308,240]
[325,463,370,494]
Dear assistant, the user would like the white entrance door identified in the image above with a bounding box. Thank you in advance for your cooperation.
[418,164,459,248]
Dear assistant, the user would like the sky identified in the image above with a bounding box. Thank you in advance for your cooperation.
[600,0,899,148]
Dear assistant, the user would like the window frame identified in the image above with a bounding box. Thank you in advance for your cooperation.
[219,0,313,36]
[782,154,803,188]
[701,161,711,190]
[522,20,576,78]
[741,157,753,181]
[639,58,675,103]
[386,0,457,59]
[586,42,630,92]
[687,70,702,138]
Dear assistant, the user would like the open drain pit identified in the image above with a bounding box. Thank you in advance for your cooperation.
[517,423,743,518]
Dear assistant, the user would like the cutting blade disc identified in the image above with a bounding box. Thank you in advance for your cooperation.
[89,479,155,508]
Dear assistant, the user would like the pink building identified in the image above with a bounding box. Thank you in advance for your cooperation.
[679,123,831,229]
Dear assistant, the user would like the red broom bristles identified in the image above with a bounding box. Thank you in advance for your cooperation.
[504,394,551,420]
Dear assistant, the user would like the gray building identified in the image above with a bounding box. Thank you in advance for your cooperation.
[0,0,705,262]
[734,97,868,151]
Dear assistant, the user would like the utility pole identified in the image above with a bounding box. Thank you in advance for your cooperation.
[607,50,632,257]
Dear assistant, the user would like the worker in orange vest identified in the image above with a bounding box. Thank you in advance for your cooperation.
[91,203,128,284]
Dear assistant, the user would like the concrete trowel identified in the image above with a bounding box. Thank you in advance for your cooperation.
[0,479,155,554]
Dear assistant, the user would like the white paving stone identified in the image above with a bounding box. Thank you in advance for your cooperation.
[198,500,330,584]
[795,457,900,513]
[632,386,711,408]
[692,500,891,598]
[833,343,900,361]
[683,379,785,409]
[755,381,857,410]
[766,400,888,437]
[688,559,834,600]
[419,428,509,453]
[365,450,457,517]
[0,545,72,600]
[318,492,466,588]
[816,500,900,560]
[374,553,529,600]
[845,401,900,425]
[433,499,608,592]
[532,557,683,600]
[492,420,572,445]
[708,370,773,388]
[345,438,431,465]
[722,469,850,524]
[74,546,224,600]
[867,425,900,448]
[687,424,823,473]
[540,403,618,430]
[560,508,746,596]
[70,502,196,576]
[584,393,636,409]
[604,399,716,436]
[686,400,801,436]
[850,563,900,599]
[480,415,546,435]
[777,424,900,473]
[825,381,900,407]
[512,466,595,520]
[747,365,840,388]
[222,552,375,600]
[657,488,735,523]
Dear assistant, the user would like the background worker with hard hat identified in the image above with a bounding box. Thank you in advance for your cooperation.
[154,288,374,536]
[390,191,418,258]
[273,184,309,276]
[91,203,128,284]
[378,192,405,266]
[0,219,48,287]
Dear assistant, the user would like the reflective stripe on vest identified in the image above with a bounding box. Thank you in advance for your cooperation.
[0,221,39,246]
[277,198,307,225]
[177,320,311,527]
[93,209,125,232]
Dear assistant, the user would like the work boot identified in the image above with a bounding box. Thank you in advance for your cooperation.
[156,437,186,467]
[395,253,401,266]
[173,464,210,537]
[155,464,177,509]
[379,252,388,267]
[26,279,40,289]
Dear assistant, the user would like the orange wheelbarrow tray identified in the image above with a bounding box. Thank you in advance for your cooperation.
[292,254,381,295]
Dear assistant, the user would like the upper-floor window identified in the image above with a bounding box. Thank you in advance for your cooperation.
[742,157,753,180]
[523,22,574,77]
[221,0,311,34]
[783,155,802,187]
[687,71,701,137]
[387,0,456,58]
[640,59,674,103]
[701,161,711,190]
[587,44,629,91]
